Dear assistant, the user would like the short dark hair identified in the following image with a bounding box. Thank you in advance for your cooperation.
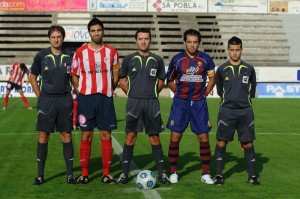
[228,36,243,48]
[48,25,65,39]
[88,17,104,31]
[183,29,201,43]
[135,28,151,40]
[19,63,28,72]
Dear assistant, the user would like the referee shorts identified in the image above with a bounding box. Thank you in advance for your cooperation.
[37,93,73,133]
[125,97,164,134]
[216,106,256,142]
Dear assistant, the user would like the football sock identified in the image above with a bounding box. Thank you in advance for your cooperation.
[200,141,211,174]
[72,101,78,126]
[168,141,179,174]
[152,144,164,176]
[37,142,48,177]
[122,144,134,177]
[21,94,30,108]
[4,94,9,108]
[79,140,91,176]
[63,142,74,176]
[215,145,226,176]
[101,139,113,176]
[244,146,256,177]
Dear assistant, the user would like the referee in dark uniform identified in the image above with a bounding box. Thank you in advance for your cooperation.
[117,28,170,184]
[30,25,75,185]
[213,36,260,185]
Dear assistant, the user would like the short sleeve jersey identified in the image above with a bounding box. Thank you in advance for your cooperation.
[216,60,257,109]
[166,51,215,101]
[119,52,166,99]
[9,62,28,86]
[30,47,73,95]
[72,43,120,97]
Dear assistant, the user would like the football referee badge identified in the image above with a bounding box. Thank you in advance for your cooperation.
[242,76,249,84]
[150,68,157,76]
[67,66,71,74]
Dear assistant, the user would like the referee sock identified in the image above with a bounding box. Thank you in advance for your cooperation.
[200,141,211,174]
[63,142,74,177]
[122,144,134,177]
[79,140,91,176]
[152,144,164,176]
[168,141,179,174]
[37,142,48,177]
[244,146,256,178]
[101,139,113,176]
[215,145,226,177]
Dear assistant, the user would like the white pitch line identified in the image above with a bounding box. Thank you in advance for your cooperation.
[111,135,163,199]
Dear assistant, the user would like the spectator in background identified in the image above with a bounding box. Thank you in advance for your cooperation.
[2,62,32,111]
[213,36,260,185]
[30,25,75,185]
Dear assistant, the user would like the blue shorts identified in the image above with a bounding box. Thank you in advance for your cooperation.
[166,97,212,134]
[7,81,22,91]
[77,93,117,131]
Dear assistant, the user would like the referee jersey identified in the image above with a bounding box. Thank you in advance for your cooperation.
[119,52,166,99]
[30,47,73,95]
[216,60,257,109]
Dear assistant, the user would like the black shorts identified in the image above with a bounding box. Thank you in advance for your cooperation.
[125,98,164,134]
[77,93,117,131]
[216,106,255,142]
[37,94,73,133]
[7,81,22,91]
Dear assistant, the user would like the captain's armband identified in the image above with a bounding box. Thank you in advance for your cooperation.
[113,63,120,71]
[207,70,215,78]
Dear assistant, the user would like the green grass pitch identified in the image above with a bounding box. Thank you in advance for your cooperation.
[0,97,299,199]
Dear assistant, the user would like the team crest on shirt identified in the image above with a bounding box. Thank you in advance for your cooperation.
[197,61,202,67]
[72,59,78,69]
[104,57,110,64]
[150,68,157,76]
[242,76,249,84]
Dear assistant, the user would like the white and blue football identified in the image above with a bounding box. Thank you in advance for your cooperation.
[136,170,156,190]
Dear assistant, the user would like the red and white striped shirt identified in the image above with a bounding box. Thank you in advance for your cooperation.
[9,62,28,86]
[72,43,120,97]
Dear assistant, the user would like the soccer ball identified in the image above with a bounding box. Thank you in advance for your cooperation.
[136,170,156,190]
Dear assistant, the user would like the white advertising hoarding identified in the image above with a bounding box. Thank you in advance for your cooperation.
[255,67,300,83]
[88,0,147,12]
[148,0,207,13]
[209,0,268,13]
[0,82,36,98]
[64,26,90,42]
